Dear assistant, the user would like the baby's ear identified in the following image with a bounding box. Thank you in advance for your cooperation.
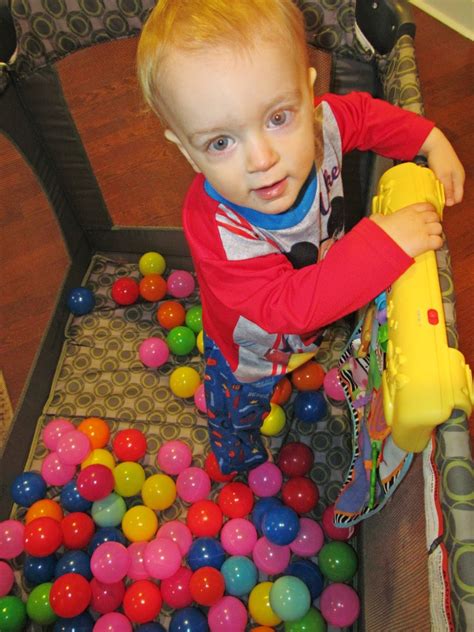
[308,67,317,90]
[164,129,201,173]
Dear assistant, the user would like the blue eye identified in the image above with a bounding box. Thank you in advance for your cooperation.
[209,136,232,152]
[268,110,291,128]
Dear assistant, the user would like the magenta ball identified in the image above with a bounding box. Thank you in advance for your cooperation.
[176,467,211,504]
[41,451,76,486]
[248,462,283,497]
[0,520,24,560]
[91,541,130,584]
[156,440,192,475]
[57,430,91,465]
[93,612,132,632]
[161,566,193,609]
[156,520,193,556]
[220,518,257,557]
[194,383,207,413]
[42,418,75,451]
[0,561,14,595]
[322,504,356,541]
[208,595,248,631]
[323,367,346,401]
[252,536,291,575]
[138,337,170,369]
[289,517,324,557]
[320,583,360,627]
[127,542,149,580]
[77,465,114,502]
[167,270,195,298]
[144,537,182,580]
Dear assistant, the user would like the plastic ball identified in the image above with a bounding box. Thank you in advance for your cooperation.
[91,542,130,584]
[136,623,166,632]
[156,300,185,329]
[318,541,358,582]
[93,612,132,632]
[60,481,93,513]
[186,500,223,537]
[57,430,91,465]
[248,462,283,498]
[217,482,254,518]
[113,461,146,497]
[90,578,125,615]
[24,517,62,557]
[166,326,196,355]
[139,337,170,368]
[281,477,319,514]
[220,518,258,556]
[221,556,258,597]
[123,579,162,624]
[67,287,95,316]
[187,537,226,571]
[248,582,281,627]
[277,442,314,478]
[61,512,95,550]
[26,582,56,625]
[270,376,292,405]
[193,383,207,413]
[0,561,14,596]
[23,554,56,585]
[0,595,27,632]
[91,493,127,528]
[50,573,91,618]
[42,418,75,451]
[144,538,182,580]
[10,472,47,507]
[77,464,114,502]
[176,467,211,504]
[284,559,324,601]
[289,517,324,557]
[111,277,139,306]
[291,361,325,391]
[208,595,248,631]
[157,439,193,475]
[189,566,225,606]
[261,403,286,436]
[319,583,360,627]
[0,520,24,560]
[204,452,236,483]
[122,505,158,542]
[139,251,166,276]
[185,305,203,333]
[77,417,110,449]
[88,527,127,554]
[156,520,193,556]
[323,366,346,401]
[81,448,116,471]
[53,611,94,631]
[252,537,291,575]
[284,607,327,632]
[127,542,149,581]
[251,497,283,534]
[169,366,201,398]
[113,428,147,462]
[293,390,327,423]
[25,498,63,524]
[160,566,193,609]
[252,628,275,632]
[139,274,167,302]
[55,550,92,580]
[196,329,204,353]
[262,506,300,546]
[321,504,356,541]
[169,606,208,632]
[41,452,76,487]
[141,473,177,511]
[167,270,195,298]
[270,576,310,622]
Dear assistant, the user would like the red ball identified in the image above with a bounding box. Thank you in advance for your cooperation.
[186,500,223,537]
[76,464,114,502]
[160,566,193,609]
[270,376,293,405]
[322,504,356,541]
[50,573,91,618]
[61,512,95,549]
[291,361,325,391]
[113,429,147,462]
[24,517,63,556]
[111,277,139,306]
[217,482,254,518]
[139,274,167,302]
[123,579,162,624]
[277,442,315,478]
[282,477,319,514]
[90,578,125,614]
[204,452,236,483]
[189,566,225,606]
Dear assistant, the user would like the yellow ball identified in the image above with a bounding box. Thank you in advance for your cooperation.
[122,504,158,542]
[142,473,177,511]
[81,448,116,470]
[248,582,282,627]
[196,330,204,354]
[260,403,286,436]
[113,461,146,497]
[169,367,201,399]
[139,251,166,276]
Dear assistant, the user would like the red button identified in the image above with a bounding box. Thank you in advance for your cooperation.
[427,309,439,325]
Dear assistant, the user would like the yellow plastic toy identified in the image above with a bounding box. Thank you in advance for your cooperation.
[371,162,474,452]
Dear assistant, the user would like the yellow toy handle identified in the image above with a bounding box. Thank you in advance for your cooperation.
[372,162,474,452]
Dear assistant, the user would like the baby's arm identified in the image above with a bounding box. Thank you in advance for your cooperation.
[419,127,465,206]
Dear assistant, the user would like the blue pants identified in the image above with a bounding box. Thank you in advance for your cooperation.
[203,335,281,474]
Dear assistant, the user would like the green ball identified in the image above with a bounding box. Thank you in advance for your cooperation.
[318,540,358,582]
[166,326,196,355]
[0,596,27,632]
[270,575,310,622]
[26,582,56,625]
[91,492,127,527]
[185,305,203,333]
[285,607,327,632]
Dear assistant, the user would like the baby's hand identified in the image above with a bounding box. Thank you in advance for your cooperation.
[370,202,443,258]
[420,127,465,206]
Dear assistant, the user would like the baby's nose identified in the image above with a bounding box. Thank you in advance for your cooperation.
[246,135,278,173]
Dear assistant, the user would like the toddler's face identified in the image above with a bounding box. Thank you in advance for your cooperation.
[161,40,316,214]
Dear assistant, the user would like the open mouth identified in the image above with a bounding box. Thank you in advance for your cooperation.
[253,177,288,200]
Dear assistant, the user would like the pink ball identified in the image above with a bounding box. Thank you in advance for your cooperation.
[167,270,196,298]
[77,464,114,502]
[156,440,192,475]
[90,578,126,614]
[289,517,324,557]
[41,452,76,486]
[0,520,24,559]
[57,430,91,465]
[176,467,211,503]
[127,541,149,580]
[42,418,75,451]
[194,383,207,413]
[323,367,346,401]
[320,583,360,627]
[157,520,193,556]
[144,537,182,580]
[0,561,14,595]
[93,612,132,632]
[138,337,170,369]
[248,462,283,497]
[220,518,257,556]
[252,536,290,575]
[91,541,130,584]
[322,504,356,541]
[161,566,193,609]
[208,595,248,632]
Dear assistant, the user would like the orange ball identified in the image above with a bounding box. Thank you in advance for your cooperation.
[251,627,275,632]
[77,417,110,449]
[291,361,325,391]
[139,274,167,302]
[26,498,64,524]
[270,377,292,405]
[156,300,186,329]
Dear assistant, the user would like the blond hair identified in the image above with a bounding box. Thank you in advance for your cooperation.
[137,0,308,120]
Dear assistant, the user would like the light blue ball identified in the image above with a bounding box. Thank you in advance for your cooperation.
[270,575,311,622]
[221,555,258,596]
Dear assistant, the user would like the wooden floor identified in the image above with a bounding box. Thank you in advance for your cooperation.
[0,7,472,445]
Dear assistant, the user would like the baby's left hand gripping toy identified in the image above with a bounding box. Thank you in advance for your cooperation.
[372,162,474,452]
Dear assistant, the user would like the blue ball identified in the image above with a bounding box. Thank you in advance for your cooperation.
[262,505,300,545]
[169,607,208,632]
[187,537,226,571]
[23,554,57,585]
[67,287,95,316]
[53,612,94,631]
[60,481,93,513]
[55,550,92,580]
[293,390,328,423]
[10,471,46,507]
[221,555,258,596]
[136,625,166,632]
[87,526,127,555]
[285,559,324,601]
[251,496,282,534]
